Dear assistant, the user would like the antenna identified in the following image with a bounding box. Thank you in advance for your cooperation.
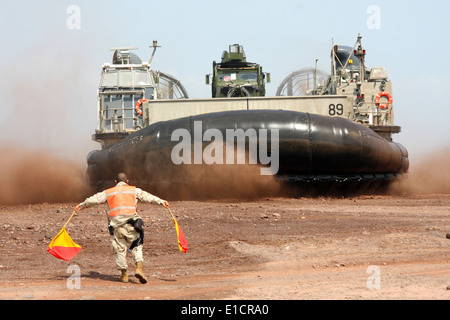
[314,59,318,91]
[353,33,367,81]
[331,38,337,87]
[149,40,161,66]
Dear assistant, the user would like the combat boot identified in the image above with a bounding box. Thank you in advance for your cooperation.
[120,269,128,283]
[135,261,148,284]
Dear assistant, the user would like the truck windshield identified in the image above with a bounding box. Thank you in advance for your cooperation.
[219,72,257,82]
[240,73,257,81]
[219,73,236,82]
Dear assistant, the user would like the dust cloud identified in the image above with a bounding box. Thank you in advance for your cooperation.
[152,163,283,201]
[0,37,98,205]
[2,144,449,205]
[0,145,93,205]
[156,144,450,200]
[125,143,283,201]
[389,146,450,195]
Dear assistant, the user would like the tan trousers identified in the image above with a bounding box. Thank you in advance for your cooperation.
[110,224,143,270]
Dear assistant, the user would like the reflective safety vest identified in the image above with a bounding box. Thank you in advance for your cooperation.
[105,185,137,218]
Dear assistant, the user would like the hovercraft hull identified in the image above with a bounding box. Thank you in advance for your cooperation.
[87,109,409,194]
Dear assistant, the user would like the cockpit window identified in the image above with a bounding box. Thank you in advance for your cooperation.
[134,71,151,86]
[101,69,152,87]
[102,70,118,87]
[118,70,132,86]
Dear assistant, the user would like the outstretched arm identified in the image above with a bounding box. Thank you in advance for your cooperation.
[75,191,107,212]
[136,188,169,208]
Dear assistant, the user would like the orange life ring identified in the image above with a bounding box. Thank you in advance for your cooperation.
[135,98,148,116]
[375,92,393,109]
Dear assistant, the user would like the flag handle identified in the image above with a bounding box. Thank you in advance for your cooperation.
[168,207,176,220]
[62,210,77,230]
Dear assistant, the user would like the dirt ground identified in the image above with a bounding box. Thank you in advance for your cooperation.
[0,192,448,301]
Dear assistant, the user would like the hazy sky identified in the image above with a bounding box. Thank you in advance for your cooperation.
[0,0,449,164]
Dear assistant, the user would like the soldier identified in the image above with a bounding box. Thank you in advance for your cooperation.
[75,172,169,284]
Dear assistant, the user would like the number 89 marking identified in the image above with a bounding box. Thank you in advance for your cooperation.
[328,104,344,116]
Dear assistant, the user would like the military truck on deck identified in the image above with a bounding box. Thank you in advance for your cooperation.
[206,44,270,98]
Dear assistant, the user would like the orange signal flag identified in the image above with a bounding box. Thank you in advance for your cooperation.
[47,228,82,261]
[173,218,188,253]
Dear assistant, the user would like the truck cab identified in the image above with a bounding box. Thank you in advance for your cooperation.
[207,44,270,98]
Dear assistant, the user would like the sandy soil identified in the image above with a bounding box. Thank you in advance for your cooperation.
[0,193,448,301]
